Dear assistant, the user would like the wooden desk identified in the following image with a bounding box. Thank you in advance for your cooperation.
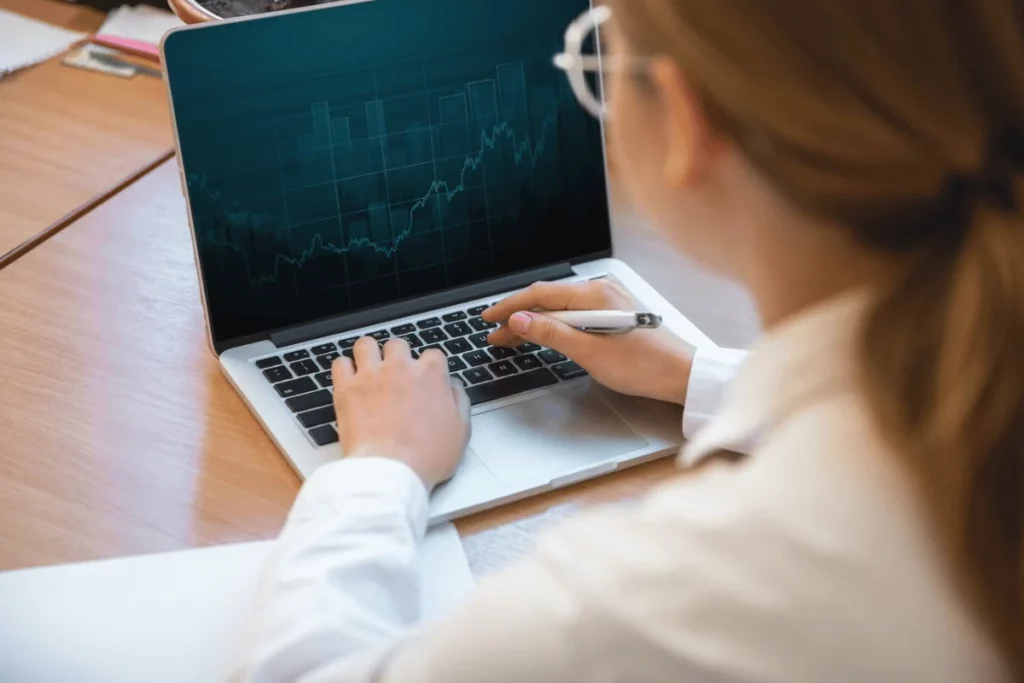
[0,158,756,571]
[0,0,174,261]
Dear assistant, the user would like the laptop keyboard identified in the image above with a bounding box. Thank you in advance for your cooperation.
[253,303,588,447]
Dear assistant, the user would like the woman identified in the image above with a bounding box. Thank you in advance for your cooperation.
[232,1,1024,680]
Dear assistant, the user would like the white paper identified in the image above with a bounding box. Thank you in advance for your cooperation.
[0,524,473,683]
[97,4,184,47]
[0,9,85,77]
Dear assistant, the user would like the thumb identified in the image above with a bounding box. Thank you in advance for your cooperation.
[450,377,472,441]
[508,311,589,357]
[451,377,471,419]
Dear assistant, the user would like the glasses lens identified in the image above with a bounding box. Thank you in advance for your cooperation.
[582,23,604,111]
[562,8,611,118]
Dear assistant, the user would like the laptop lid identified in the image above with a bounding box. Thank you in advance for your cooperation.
[162,0,611,353]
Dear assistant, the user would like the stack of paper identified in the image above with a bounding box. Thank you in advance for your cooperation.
[0,9,85,78]
[65,4,184,78]
[97,4,184,46]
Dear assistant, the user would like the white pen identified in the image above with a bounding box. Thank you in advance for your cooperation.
[543,310,663,334]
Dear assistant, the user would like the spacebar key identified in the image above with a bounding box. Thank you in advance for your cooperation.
[466,368,558,405]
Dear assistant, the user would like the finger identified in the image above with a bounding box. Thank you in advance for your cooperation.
[331,355,355,385]
[419,346,448,374]
[503,311,593,358]
[353,335,382,370]
[482,281,590,323]
[382,337,412,362]
[486,325,524,348]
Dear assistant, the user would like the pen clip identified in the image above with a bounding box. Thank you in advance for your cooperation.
[635,312,662,328]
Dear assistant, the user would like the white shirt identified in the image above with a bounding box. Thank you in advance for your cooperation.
[230,293,1007,683]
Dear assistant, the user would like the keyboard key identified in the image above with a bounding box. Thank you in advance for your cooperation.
[368,329,390,341]
[452,373,467,388]
[311,343,336,355]
[255,356,282,369]
[442,311,467,322]
[552,360,588,380]
[466,368,558,405]
[399,333,423,348]
[420,328,447,344]
[467,304,489,316]
[286,389,332,413]
[283,349,310,362]
[342,348,355,360]
[538,349,568,365]
[417,317,442,329]
[518,342,541,353]
[513,353,543,371]
[290,359,319,376]
[447,356,468,372]
[488,346,517,360]
[469,317,497,331]
[262,366,293,384]
[308,424,339,446]
[444,321,473,338]
[339,337,359,349]
[462,367,493,385]
[391,323,416,335]
[314,371,333,387]
[464,349,491,366]
[489,360,519,377]
[444,338,472,354]
[469,332,490,348]
[275,376,317,398]
[297,405,336,428]
[316,351,340,369]
[420,343,447,357]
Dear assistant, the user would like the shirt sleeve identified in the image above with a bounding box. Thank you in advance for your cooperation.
[228,456,431,683]
[230,452,584,683]
[681,346,748,441]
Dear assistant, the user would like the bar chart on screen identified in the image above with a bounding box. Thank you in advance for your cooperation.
[188,58,568,301]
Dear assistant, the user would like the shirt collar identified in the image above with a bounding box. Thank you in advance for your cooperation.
[681,289,872,466]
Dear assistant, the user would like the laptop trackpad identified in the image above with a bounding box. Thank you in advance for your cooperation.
[470,385,649,487]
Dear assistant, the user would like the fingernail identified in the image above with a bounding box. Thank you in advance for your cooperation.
[509,312,532,335]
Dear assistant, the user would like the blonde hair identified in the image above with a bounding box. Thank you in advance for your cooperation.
[610,0,1024,672]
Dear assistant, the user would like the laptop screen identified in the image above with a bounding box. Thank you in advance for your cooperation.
[163,0,611,347]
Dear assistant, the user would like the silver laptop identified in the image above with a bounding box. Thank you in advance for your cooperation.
[161,0,713,522]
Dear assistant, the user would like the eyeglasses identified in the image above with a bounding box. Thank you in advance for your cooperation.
[553,6,650,119]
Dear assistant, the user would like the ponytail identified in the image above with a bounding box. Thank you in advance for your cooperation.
[859,175,1024,672]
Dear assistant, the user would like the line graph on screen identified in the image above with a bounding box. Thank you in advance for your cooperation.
[190,61,563,291]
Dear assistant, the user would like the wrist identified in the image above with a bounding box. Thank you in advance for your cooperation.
[653,347,694,405]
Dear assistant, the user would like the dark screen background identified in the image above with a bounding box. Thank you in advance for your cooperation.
[164,0,610,344]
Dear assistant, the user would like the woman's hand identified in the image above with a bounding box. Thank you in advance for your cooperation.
[483,279,695,405]
[332,337,471,489]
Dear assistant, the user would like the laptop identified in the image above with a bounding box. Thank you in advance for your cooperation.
[160,0,713,522]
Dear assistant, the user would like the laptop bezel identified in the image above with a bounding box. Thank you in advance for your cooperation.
[160,0,613,355]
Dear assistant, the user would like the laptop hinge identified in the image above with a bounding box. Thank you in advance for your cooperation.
[269,262,576,348]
